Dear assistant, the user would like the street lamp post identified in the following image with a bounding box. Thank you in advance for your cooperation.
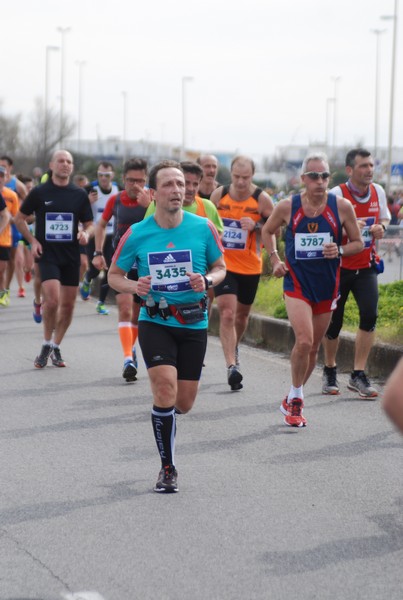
[370,29,386,160]
[57,26,71,147]
[331,76,341,158]
[44,45,59,157]
[181,76,193,159]
[381,0,399,195]
[325,97,335,150]
[122,91,128,163]
[75,60,86,154]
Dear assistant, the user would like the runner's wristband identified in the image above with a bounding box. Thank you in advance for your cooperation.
[203,275,213,289]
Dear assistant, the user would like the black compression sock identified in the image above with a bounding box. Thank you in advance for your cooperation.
[151,405,176,467]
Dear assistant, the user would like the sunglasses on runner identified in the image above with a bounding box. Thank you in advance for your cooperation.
[97,172,113,177]
[125,177,146,185]
[303,171,330,180]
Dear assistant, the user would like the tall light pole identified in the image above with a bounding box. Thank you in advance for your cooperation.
[370,29,386,160]
[181,76,193,159]
[122,91,128,163]
[325,97,335,150]
[57,26,71,147]
[75,60,86,154]
[331,76,341,158]
[44,45,59,157]
[381,0,399,195]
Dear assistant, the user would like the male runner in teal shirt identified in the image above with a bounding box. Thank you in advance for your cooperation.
[109,160,225,493]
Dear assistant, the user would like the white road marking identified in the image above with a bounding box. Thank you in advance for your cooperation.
[62,592,107,600]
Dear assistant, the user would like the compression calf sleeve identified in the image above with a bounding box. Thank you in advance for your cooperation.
[151,405,176,467]
[119,322,134,360]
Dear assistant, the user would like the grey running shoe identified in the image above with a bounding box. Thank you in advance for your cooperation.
[34,344,53,369]
[347,371,378,399]
[154,465,178,493]
[123,360,137,382]
[51,347,66,367]
[322,365,340,395]
[227,364,243,391]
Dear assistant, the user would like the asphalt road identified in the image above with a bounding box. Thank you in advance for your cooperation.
[0,290,402,600]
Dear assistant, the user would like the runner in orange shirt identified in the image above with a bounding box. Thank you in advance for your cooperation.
[0,166,19,306]
[211,155,274,391]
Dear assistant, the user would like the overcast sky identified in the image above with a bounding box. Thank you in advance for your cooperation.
[2,0,402,159]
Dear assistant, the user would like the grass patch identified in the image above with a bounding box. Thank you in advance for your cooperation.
[254,276,403,347]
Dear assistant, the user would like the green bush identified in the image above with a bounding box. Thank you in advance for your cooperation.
[376,281,403,343]
[254,276,403,346]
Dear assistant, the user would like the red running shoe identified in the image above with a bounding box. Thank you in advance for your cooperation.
[280,397,307,428]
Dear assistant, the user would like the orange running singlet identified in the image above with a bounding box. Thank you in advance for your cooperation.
[217,187,262,275]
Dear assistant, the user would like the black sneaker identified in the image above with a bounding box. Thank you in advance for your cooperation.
[322,365,339,395]
[34,344,53,369]
[154,465,178,493]
[123,360,137,382]
[347,371,378,399]
[51,347,66,367]
[227,364,243,391]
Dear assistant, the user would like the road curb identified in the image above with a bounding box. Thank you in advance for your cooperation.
[208,306,402,381]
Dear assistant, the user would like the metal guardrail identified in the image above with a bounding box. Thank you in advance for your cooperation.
[377,224,403,282]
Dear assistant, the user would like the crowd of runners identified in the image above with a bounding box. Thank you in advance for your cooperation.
[0,147,401,493]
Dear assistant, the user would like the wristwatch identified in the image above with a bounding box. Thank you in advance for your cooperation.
[93,251,103,257]
[337,246,344,258]
[203,275,213,289]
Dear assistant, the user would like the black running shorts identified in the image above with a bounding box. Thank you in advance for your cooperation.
[214,270,260,306]
[38,261,80,286]
[138,321,207,381]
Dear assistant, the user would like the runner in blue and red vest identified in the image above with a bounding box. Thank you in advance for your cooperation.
[262,153,363,428]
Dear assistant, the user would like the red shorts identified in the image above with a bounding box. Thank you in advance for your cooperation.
[284,290,339,315]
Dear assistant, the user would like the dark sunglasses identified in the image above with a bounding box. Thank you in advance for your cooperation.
[304,171,330,180]
[125,177,146,184]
